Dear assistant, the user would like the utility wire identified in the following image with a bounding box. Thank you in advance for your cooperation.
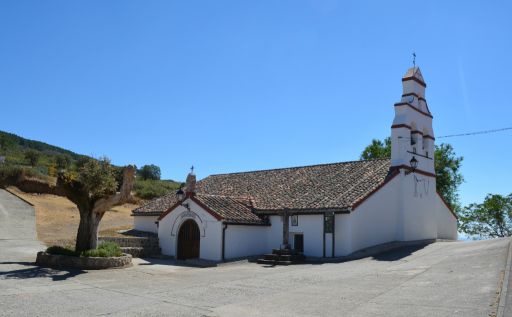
[437,127,512,139]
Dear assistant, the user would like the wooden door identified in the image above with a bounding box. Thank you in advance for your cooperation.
[177,219,200,259]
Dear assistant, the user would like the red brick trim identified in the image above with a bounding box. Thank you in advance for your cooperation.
[391,165,436,178]
[390,126,435,140]
[402,76,427,87]
[156,197,224,221]
[394,102,433,118]
[391,124,412,130]
[411,130,423,135]
[352,170,400,209]
[402,93,427,104]
[437,192,458,220]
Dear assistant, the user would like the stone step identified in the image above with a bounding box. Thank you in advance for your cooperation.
[272,249,302,256]
[257,259,294,266]
[263,254,305,261]
[121,247,161,258]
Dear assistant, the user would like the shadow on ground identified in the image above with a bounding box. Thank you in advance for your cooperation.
[136,258,216,268]
[371,244,427,261]
[0,261,85,281]
[256,244,429,268]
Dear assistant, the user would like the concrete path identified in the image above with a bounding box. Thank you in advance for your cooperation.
[0,188,510,316]
[0,189,44,262]
[0,238,509,316]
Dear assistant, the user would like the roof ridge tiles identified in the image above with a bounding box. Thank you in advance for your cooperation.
[206,158,390,177]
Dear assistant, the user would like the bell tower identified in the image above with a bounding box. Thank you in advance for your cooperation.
[390,67,435,175]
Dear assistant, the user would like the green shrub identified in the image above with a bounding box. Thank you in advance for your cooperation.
[0,165,36,183]
[134,179,180,200]
[0,164,54,186]
[81,242,122,257]
[46,245,80,257]
[46,242,122,258]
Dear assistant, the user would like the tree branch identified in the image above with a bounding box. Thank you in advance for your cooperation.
[92,165,135,214]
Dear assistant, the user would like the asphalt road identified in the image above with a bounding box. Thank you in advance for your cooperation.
[0,188,510,316]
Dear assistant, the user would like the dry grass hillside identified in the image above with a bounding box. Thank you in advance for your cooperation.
[8,186,139,246]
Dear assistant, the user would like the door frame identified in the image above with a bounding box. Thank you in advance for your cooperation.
[176,219,200,260]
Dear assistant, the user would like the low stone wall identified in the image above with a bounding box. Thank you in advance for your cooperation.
[36,252,132,270]
[99,236,157,248]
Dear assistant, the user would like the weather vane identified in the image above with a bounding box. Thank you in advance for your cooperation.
[190,165,194,173]
[413,52,416,68]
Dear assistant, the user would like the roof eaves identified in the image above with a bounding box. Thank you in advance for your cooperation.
[253,207,350,215]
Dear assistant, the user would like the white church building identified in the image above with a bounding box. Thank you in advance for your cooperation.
[132,67,458,261]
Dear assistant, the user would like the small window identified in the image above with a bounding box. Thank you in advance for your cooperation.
[411,133,418,145]
[291,214,298,226]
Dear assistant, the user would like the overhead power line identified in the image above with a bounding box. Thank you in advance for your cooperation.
[437,127,512,139]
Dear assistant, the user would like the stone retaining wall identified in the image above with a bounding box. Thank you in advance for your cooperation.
[99,236,158,248]
[98,236,160,257]
[36,252,132,270]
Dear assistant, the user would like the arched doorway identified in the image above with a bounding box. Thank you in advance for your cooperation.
[177,219,200,259]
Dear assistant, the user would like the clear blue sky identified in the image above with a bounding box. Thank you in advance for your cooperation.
[1,1,511,206]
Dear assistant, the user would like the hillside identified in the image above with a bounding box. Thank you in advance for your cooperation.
[8,186,137,246]
[0,130,89,172]
[0,130,181,200]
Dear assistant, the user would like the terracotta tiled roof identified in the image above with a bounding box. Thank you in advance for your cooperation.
[193,194,265,224]
[196,158,391,211]
[132,193,179,216]
[133,158,392,220]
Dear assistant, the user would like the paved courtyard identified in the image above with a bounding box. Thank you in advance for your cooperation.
[0,189,510,316]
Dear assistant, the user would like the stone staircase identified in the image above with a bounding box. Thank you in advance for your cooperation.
[99,234,160,258]
[257,249,305,265]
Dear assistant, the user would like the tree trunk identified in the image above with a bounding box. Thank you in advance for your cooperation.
[75,207,103,252]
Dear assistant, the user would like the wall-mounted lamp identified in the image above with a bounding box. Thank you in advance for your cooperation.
[176,187,185,201]
[175,186,191,210]
[405,156,418,175]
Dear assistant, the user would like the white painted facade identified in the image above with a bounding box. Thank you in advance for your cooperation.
[224,225,268,259]
[133,67,458,261]
[133,216,158,234]
[157,199,223,261]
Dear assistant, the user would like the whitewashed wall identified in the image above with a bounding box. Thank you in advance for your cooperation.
[334,214,352,256]
[348,175,400,254]
[288,214,324,257]
[158,199,223,261]
[399,172,438,241]
[435,193,458,240]
[267,215,282,251]
[133,216,158,234]
[224,225,268,259]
